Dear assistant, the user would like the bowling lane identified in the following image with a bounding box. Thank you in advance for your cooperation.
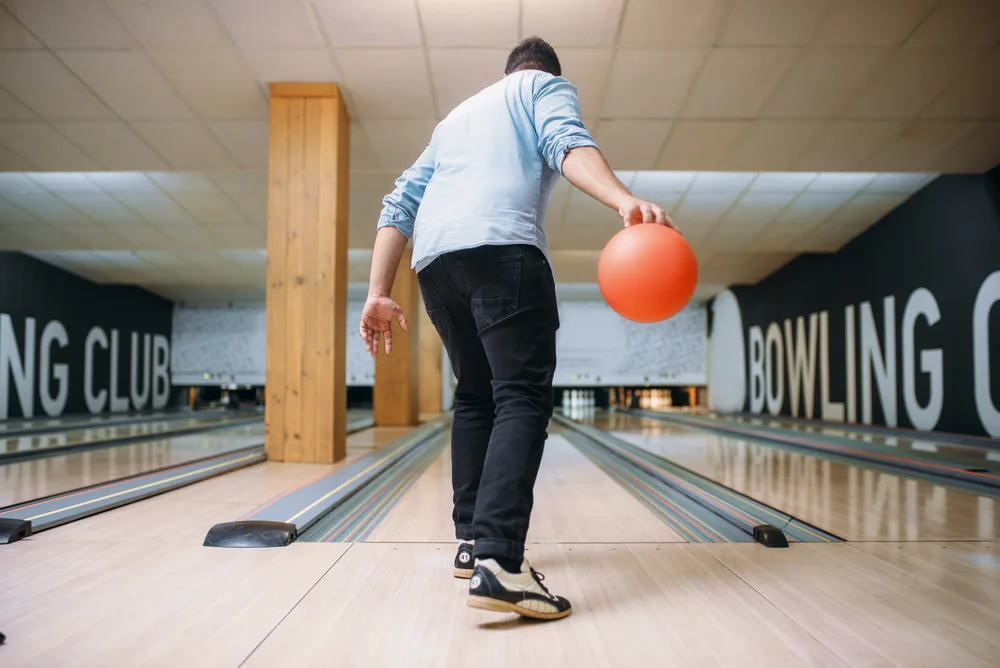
[0,409,231,437]
[366,431,687,544]
[0,413,259,461]
[712,412,1000,467]
[591,411,1000,542]
[0,423,264,508]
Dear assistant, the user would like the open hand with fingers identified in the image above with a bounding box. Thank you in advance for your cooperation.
[617,195,679,231]
[359,295,409,356]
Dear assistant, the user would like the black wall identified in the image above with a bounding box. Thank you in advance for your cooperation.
[729,167,1000,437]
[0,252,173,419]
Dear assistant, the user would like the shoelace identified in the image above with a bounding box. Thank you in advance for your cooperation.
[529,568,554,598]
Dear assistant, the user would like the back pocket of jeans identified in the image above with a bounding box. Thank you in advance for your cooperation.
[455,255,521,327]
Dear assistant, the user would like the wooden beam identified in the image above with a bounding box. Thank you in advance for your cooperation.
[266,83,350,463]
[373,249,420,426]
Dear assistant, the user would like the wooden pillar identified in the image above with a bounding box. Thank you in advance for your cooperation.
[265,83,350,463]
[418,295,443,415]
[373,249,420,426]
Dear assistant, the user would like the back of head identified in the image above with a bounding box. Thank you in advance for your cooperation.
[504,37,561,78]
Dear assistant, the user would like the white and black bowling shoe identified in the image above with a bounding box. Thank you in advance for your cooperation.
[454,542,474,579]
[467,559,572,620]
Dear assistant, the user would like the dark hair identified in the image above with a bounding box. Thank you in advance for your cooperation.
[505,36,561,77]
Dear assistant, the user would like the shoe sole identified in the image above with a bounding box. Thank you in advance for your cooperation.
[467,595,572,620]
[454,567,473,579]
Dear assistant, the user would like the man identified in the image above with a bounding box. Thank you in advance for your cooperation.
[360,37,676,621]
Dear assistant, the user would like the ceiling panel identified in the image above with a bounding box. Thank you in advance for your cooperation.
[58,50,194,121]
[314,0,422,47]
[681,47,799,118]
[522,0,625,47]
[0,5,41,48]
[52,121,170,171]
[7,0,136,49]
[793,120,900,170]
[763,48,890,119]
[815,0,938,47]
[105,0,233,50]
[241,49,340,83]
[56,192,142,225]
[930,121,1000,172]
[718,0,830,46]
[147,49,268,121]
[172,192,247,225]
[619,0,728,48]
[113,191,195,224]
[723,120,828,171]
[0,51,114,120]
[336,49,435,119]
[3,193,91,224]
[418,0,519,48]
[594,120,673,170]
[556,49,614,120]
[24,172,101,194]
[0,88,36,120]
[0,197,38,224]
[206,121,269,170]
[657,121,750,169]
[210,0,324,50]
[919,49,1000,120]
[602,49,708,118]
[0,122,100,170]
[363,119,438,170]
[860,121,977,171]
[906,0,1000,47]
[131,121,239,170]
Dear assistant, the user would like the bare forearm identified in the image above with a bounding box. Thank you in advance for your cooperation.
[561,146,631,210]
[368,226,409,298]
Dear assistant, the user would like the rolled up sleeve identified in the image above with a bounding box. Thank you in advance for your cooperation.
[532,75,599,174]
[376,143,436,239]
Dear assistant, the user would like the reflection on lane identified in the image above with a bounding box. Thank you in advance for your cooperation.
[579,410,999,542]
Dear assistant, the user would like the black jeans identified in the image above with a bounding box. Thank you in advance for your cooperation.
[417,244,559,564]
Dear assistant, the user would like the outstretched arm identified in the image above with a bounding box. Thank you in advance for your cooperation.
[362,144,435,356]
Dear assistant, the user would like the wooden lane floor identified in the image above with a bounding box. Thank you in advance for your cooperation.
[595,411,1000,542]
[0,424,266,508]
[367,432,687,544]
[0,413,259,461]
[0,409,231,437]
[0,426,404,667]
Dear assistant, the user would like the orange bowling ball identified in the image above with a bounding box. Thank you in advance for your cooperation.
[597,223,698,323]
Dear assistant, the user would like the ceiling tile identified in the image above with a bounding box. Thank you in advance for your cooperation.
[748,172,818,192]
[242,49,340,83]
[0,146,36,170]
[794,120,900,170]
[807,172,877,192]
[919,49,1000,120]
[0,5,42,48]
[522,0,625,47]
[56,192,142,225]
[149,172,220,194]
[718,0,830,46]
[860,120,978,171]
[148,49,268,120]
[110,224,173,249]
[113,192,195,225]
[723,120,827,171]
[363,119,438,170]
[657,120,750,169]
[674,191,741,225]
[230,191,267,224]
[350,123,380,170]
[206,121,268,170]
[62,225,132,251]
[774,192,853,225]
[173,192,248,225]
[85,172,160,194]
[106,0,233,50]
[0,89,35,120]
[0,197,39,224]
[762,48,890,119]
[0,51,113,120]
[594,120,673,169]
[555,49,614,119]
[58,50,194,121]
[0,173,49,195]
[52,121,170,170]
[418,0,518,47]
[866,173,935,194]
[845,48,983,119]
[602,49,708,118]
[3,193,92,224]
[131,121,239,170]
[681,48,799,119]
[314,0,422,47]
[690,172,757,193]
[8,0,136,49]
[209,170,268,196]
[815,0,938,47]
[564,189,619,228]
[24,172,100,194]
[906,0,1000,47]
[210,0,324,49]
[0,122,100,170]
[631,171,697,194]
[208,224,266,249]
[929,121,1000,172]
[336,49,435,119]
[5,223,80,250]
[620,0,728,47]
[427,49,506,116]
[723,192,800,226]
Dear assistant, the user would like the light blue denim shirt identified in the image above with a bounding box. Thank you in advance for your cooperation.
[376,70,598,272]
